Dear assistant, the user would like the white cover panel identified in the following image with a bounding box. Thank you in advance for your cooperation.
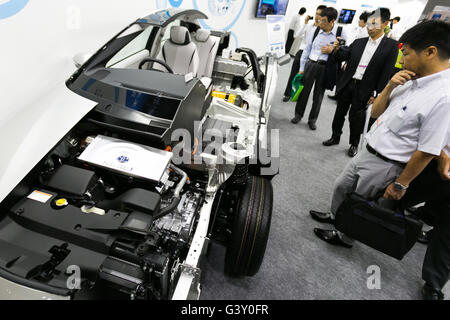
[78,135,173,182]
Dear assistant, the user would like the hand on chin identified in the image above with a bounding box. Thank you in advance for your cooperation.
[402,67,419,79]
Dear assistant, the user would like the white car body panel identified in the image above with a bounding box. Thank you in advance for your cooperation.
[0,276,69,300]
[0,83,95,203]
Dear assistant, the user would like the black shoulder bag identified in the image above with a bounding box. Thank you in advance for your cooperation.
[334,192,423,260]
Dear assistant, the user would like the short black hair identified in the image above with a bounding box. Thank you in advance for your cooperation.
[368,7,391,23]
[359,11,370,23]
[319,7,338,22]
[299,7,306,15]
[317,5,327,11]
[399,20,450,59]
[393,16,400,22]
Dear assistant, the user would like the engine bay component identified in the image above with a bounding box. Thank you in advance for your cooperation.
[10,190,129,253]
[236,47,265,93]
[155,191,202,243]
[231,76,249,91]
[154,165,188,220]
[212,90,237,104]
[98,188,161,216]
[211,91,244,108]
[80,205,105,215]
[78,135,173,183]
[213,57,248,80]
[202,117,234,138]
[99,256,145,294]
[220,142,252,165]
[46,165,96,197]
[55,198,69,208]
[201,117,235,153]
[120,211,154,235]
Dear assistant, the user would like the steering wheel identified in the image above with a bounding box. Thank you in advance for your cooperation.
[138,58,174,74]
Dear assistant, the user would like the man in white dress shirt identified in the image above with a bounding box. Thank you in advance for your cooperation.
[310,20,450,299]
[291,7,348,130]
[389,16,404,41]
[282,5,326,101]
[286,7,307,54]
[354,11,370,41]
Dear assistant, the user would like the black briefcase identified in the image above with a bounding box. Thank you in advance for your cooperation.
[334,193,423,260]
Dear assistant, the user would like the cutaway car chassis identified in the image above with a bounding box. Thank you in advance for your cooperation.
[0,9,280,300]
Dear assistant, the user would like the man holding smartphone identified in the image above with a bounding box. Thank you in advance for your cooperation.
[322,8,398,157]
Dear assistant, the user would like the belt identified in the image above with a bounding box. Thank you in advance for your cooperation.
[366,144,406,167]
[309,59,327,65]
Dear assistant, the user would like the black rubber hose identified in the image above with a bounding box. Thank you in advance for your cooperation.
[153,196,181,220]
[153,164,188,219]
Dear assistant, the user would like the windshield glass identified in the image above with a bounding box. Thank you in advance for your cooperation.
[67,21,198,122]
[106,24,155,68]
[83,22,158,71]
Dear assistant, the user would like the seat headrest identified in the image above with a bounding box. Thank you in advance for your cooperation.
[194,30,211,43]
[170,26,191,45]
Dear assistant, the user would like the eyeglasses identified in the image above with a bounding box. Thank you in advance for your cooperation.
[366,19,382,29]
[366,22,381,29]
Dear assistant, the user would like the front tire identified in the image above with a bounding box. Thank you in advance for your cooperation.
[225,175,273,277]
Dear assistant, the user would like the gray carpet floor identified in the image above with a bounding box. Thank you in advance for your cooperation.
[199,61,449,300]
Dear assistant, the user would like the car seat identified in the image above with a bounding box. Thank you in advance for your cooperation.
[158,26,199,76]
[192,30,220,88]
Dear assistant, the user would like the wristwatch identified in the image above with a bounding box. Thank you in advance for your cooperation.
[394,181,409,191]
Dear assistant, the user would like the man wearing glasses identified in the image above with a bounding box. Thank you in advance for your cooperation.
[290,7,348,131]
[322,8,399,157]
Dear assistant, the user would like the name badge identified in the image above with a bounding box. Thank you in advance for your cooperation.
[309,54,319,61]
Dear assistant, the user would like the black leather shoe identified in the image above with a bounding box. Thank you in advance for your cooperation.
[323,137,340,146]
[421,283,444,300]
[282,96,290,102]
[310,210,334,224]
[348,145,358,157]
[406,206,434,226]
[418,229,433,244]
[308,122,317,130]
[291,116,301,124]
[328,94,338,101]
[313,228,353,248]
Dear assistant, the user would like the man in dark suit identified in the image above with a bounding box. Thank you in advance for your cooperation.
[322,8,398,157]
[400,150,450,300]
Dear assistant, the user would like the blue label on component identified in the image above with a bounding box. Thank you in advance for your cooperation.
[117,156,129,163]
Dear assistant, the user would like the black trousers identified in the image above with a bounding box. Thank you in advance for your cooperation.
[333,64,344,99]
[283,49,303,98]
[294,60,326,124]
[400,161,450,291]
[331,80,368,146]
[285,29,295,54]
